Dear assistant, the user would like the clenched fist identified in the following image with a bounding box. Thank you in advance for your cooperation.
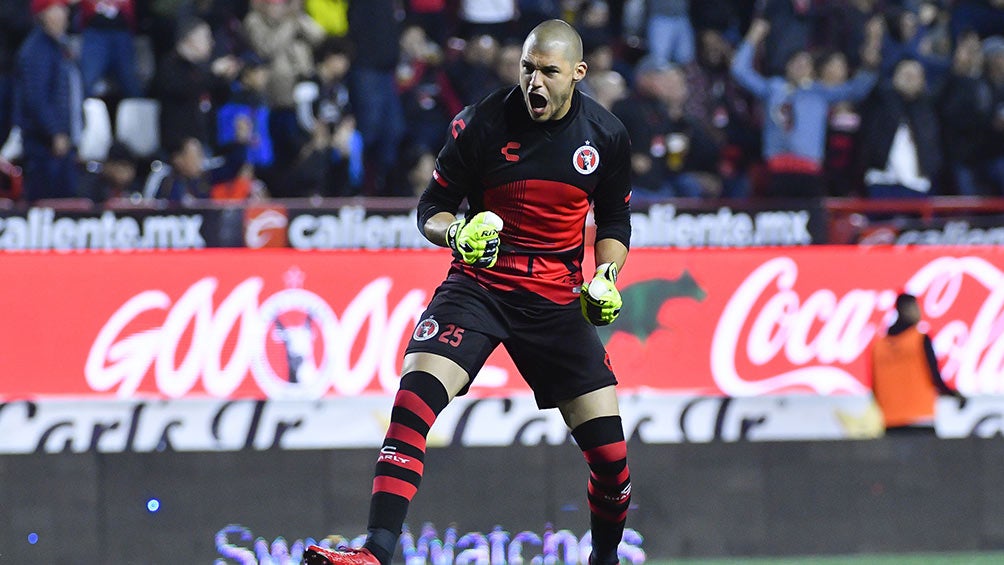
[446,211,504,269]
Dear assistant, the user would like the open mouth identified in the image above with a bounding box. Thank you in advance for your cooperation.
[528,92,548,111]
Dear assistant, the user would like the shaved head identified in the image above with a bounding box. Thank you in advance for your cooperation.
[524,19,583,64]
[519,20,588,121]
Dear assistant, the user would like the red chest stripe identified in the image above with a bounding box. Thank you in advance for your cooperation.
[484,179,590,251]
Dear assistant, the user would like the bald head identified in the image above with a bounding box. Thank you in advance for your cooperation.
[519,19,587,122]
[524,19,583,64]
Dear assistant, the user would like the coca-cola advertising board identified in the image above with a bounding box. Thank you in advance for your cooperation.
[1,247,1001,400]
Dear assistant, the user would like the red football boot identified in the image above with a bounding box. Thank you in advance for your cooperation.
[303,545,380,565]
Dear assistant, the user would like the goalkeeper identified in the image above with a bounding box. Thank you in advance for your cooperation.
[307,19,632,565]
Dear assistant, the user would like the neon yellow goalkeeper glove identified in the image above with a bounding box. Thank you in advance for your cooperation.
[446,211,504,269]
[580,262,622,326]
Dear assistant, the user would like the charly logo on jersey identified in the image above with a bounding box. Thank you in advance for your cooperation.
[413,317,439,341]
[572,142,600,175]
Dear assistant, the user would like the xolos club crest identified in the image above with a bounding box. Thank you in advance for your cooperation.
[413,317,440,341]
[572,143,600,175]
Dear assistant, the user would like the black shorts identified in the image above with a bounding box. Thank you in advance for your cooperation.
[405,275,617,408]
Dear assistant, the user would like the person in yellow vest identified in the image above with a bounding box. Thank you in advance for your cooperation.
[871,293,960,436]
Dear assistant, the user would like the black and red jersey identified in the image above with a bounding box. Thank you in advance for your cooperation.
[418,86,632,305]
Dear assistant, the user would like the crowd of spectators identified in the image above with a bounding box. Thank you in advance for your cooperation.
[1,0,1004,205]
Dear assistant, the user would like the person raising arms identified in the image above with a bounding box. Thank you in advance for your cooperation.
[305,18,634,565]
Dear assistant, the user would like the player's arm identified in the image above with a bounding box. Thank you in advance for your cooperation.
[416,105,503,268]
[417,105,479,244]
[582,127,633,326]
[582,238,628,326]
[925,334,961,398]
[594,238,628,273]
[420,208,503,269]
[422,211,461,247]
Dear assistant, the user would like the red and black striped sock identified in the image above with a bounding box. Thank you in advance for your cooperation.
[365,371,449,563]
[571,415,631,564]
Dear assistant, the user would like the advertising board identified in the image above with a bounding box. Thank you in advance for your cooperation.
[2,246,1001,401]
[0,200,828,251]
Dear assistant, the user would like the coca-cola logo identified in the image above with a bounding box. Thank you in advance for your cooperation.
[712,256,1004,396]
[84,270,431,399]
[906,257,1004,393]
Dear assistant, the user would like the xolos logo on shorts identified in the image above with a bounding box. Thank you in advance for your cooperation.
[413,317,439,341]
[572,142,600,175]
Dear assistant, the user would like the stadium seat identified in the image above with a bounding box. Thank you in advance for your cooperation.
[116,98,161,158]
[79,97,113,161]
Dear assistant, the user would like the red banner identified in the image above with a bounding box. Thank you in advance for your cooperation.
[1,247,1002,400]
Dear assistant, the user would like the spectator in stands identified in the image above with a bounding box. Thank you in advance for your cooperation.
[347,0,406,195]
[871,293,960,436]
[217,52,274,180]
[14,0,82,201]
[621,0,646,42]
[243,0,325,113]
[613,57,672,197]
[977,35,1004,195]
[583,36,615,76]
[731,18,881,199]
[816,0,882,69]
[880,4,952,88]
[297,37,354,143]
[684,28,759,198]
[0,1,33,149]
[153,16,241,152]
[613,57,721,198]
[198,0,255,64]
[289,36,363,197]
[397,24,464,154]
[939,32,996,196]
[243,0,325,191]
[584,69,628,111]
[78,0,142,97]
[819,50,865,197]
[79,141,141,203]
[576,0,614,59]
[860,58,942,199]
[581,35,635,99]
[645,0,695,65]
[757,0,818,76]
[391,143,436,197]
[495,41,523,87]
[447,34,505,106]
[154,132,250,203]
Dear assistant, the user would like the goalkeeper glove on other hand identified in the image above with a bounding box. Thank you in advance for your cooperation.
[446,211,503,269]
[580,262,622,326]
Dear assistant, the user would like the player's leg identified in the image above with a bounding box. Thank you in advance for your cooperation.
[306,353,481,565]
[558,387,632,565]
[506,304,631,565]
[362,352,471,563]
[307,280,504,565]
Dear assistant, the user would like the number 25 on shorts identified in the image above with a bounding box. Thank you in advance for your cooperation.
[438,324,465,347]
